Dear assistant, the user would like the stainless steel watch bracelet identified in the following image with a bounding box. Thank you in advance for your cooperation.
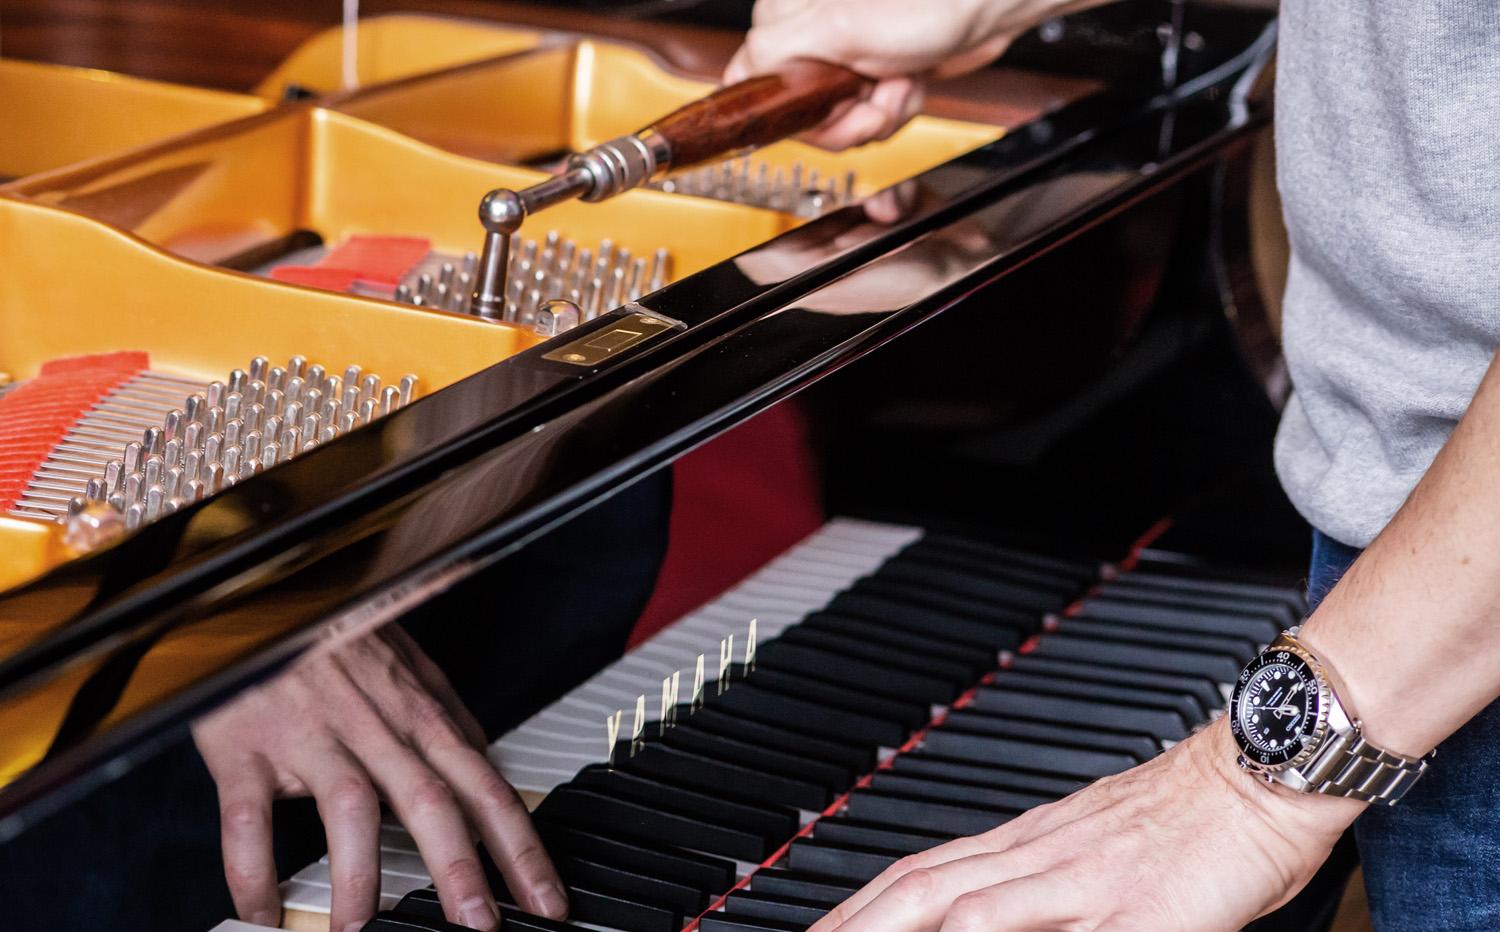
[1301,729,1431,805]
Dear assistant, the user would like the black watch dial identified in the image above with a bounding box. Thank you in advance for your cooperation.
[1230,650,1322,766]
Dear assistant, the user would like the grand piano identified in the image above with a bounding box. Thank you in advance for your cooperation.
[0,2,1347,930]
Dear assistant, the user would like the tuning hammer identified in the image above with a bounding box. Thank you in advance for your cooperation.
[469,60,873,318]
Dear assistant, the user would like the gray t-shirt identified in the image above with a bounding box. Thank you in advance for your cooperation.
[1274,1,1500,548]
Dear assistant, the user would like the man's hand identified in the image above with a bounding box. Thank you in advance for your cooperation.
[192,627,567,932]
[725,0,1098,150]
[810,720,1363,930]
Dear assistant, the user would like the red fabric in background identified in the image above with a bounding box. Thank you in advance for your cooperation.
[627,401,825,648]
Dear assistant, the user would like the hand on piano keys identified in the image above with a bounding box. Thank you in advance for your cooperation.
[804,713,1364,930]
[192,627,566,932]
[262,518,1331,932]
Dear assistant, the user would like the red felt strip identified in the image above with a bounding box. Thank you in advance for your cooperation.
[38,351,149,376]
[269,266,361,291]
[318,235,430,286]
[0,353,149,511]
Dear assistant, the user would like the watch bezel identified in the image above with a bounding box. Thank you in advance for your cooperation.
[1230,638,1331,772]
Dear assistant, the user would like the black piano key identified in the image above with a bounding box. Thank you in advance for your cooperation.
[872,558,1066,612]
[940,711,1160,761]
[921,730,1137,780]
[890,753,1086,798]
[1086,586,1293,635]
[866,772,1055,813]
[535,822,736,893]
[824,592,1024,650]
[571,765,799,840]
[813,817,951,854]
[1113,567,1305,610]
[567,883,681,932]
[619,742,831,810]
[898,543,1085,596]
[756,640,958,705]
[699,913,808,932]
[751,868,859,906]
[964,687,1189,742]
[850,578,1040,633]
[842,791,1011,837]
[788,838,901,883]
[1028,633,1242,685]
[1005,656,1221,715]
[560,854,706,913]
[740,668,929,730]
[909,533,1099,584]
[536,787,771,861]
[390,886,458,922]
[797,614,995,675]
[496,902,581,931]
[1099,573,1298,608]
[475,863,685,932]
[664,722,855,789]
[1055,617,1257,665]
[712,683,909,747]
[725,890,832,926]
[682,707,876,771]
[364,906,468,931]
[386,894,572,932]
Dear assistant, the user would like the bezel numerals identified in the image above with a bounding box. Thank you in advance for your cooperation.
[1229,646,1330,771]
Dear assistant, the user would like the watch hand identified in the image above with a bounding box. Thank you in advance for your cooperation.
[1249,704,1304,719]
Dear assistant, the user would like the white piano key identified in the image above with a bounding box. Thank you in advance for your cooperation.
[279,878,331,912]
[824,516,924,544]
[380,822,417,853]
[314,846,431,880]
[496,764,582,795]
[296,860,433,900]
[209,923,283,932]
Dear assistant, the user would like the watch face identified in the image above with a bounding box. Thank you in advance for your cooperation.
[1230,650,1322,767]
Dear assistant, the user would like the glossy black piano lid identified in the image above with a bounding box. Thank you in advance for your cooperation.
[0,8,1276,837]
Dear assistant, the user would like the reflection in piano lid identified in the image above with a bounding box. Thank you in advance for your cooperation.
[260,517,1302,932]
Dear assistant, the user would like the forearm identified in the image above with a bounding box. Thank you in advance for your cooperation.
[1299,350,1500,757]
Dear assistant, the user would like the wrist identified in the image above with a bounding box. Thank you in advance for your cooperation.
[1293,620,1436,760]
[1192,718,1365,839]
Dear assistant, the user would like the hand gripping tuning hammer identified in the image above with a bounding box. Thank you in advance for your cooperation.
[468,59,874,319]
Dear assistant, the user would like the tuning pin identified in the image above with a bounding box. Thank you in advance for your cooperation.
[534,299,581,337]
[649,249,671,291]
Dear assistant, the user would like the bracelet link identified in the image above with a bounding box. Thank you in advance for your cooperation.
[1312,734,1430,805]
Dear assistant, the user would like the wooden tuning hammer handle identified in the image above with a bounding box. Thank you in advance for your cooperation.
[647,59,874,171]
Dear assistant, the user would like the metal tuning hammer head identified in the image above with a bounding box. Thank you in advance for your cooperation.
[470,189,527,320]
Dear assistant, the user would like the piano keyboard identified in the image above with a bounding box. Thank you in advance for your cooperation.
[272,517,1304,932]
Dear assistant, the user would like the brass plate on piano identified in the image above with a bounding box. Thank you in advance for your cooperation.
[542,312,677,367]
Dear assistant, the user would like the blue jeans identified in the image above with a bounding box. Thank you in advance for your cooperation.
[1309,531,1500,930]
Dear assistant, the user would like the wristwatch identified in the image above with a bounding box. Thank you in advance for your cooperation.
[1228,627,1430,805]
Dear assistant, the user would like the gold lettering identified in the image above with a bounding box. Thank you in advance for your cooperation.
[605,708,623,768]
[630,694,647,757]
[717,635,734,695]
[659,670,681,735]
[691,653,706,712]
